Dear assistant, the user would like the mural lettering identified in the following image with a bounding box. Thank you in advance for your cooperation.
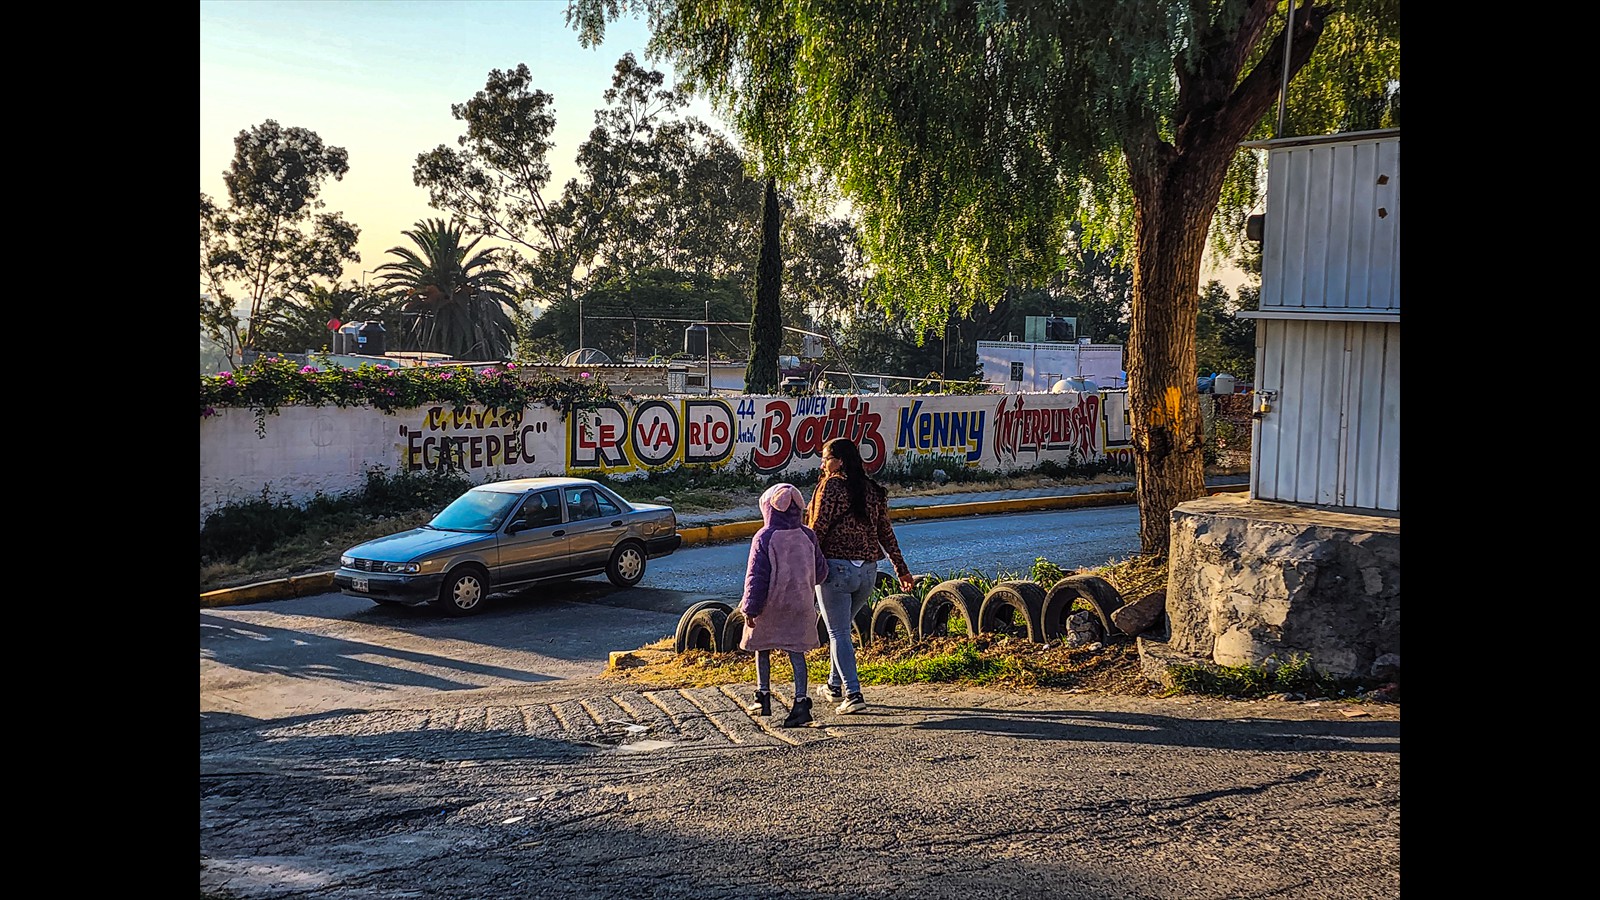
[895,400,986,462]
[569,399,736,471]
[401,405,543,472]
[752,397,885,473]
[992,393,1103,462]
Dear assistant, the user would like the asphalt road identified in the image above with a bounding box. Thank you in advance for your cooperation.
[200,502,1401,899]
[200,506,1140,725]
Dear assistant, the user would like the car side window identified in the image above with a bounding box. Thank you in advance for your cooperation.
[519,489,563,528]
[593,492,621,516]
[567,488,602,522]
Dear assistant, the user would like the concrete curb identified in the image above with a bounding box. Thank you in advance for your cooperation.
[199,483,1248,609]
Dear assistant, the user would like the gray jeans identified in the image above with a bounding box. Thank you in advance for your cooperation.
[816,558,877,695]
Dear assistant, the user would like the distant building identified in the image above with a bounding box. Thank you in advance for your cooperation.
[976,340,1126,393]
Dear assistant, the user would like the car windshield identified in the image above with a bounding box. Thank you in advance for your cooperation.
[428,489,523,532]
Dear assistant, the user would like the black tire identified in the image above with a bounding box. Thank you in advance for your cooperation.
[721,607,752,655]
[977,580,1047,642]
[870,593,922,644]
[435,565,490,617]
[674,600,733,654]
[1040,575,1126,639]
[606,540,648,588]
[918,579,984,638]
[680,607,729,654]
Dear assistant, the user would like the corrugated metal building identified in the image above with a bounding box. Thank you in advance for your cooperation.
[1239,129,1399,513]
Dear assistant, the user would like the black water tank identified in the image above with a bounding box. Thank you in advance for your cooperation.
[684,324,708,358]
[356,321,386,356]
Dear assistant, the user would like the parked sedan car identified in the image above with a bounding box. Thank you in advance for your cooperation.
[332,476,682,616]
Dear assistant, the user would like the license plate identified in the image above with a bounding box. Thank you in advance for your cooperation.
[352,576,369,592]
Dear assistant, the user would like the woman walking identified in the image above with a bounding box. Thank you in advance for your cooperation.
[805,437,916,714]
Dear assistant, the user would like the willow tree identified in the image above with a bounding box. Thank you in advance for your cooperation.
[568,0,1398,556]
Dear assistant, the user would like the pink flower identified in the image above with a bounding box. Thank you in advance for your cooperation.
[300,366,317,374]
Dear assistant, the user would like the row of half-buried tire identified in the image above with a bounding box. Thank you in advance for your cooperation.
[672,574,1126,655]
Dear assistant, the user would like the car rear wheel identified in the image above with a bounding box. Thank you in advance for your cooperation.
[606,541,647,588]
[436,566,489,616]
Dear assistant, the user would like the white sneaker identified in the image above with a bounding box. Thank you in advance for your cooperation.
[818,684,844,703]
[836,693,867,714]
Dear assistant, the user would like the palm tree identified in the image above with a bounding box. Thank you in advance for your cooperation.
[376,218,518,360]
[255,282,399,353]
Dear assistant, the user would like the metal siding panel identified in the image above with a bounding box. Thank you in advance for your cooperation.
[1252,319,1287,501]
[1325,146,1355,310]
[1311,325,1346,505]
[1261,156,1291,310]
[1348,324,1379,508]
[1371,139,1401,312]
[1345,145,1377,309]
[1282,321,1314,504]
[1281,149,1313,309]
[1376,326,1401,510]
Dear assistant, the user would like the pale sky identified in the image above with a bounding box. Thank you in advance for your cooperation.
[200,0,714,289]
[200,0,1244,296]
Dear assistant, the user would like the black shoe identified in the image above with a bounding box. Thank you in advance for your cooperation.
[748,690,771,716]
[781,696,814,728]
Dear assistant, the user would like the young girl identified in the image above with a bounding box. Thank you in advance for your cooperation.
[739,482,829,727]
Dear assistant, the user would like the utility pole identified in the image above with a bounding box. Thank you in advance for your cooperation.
[705,300,712,395]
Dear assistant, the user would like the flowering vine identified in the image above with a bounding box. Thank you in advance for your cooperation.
[200,356,615,437]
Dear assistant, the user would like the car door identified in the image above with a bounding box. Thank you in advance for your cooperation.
[562,486,624,571]
[495,488,568,584]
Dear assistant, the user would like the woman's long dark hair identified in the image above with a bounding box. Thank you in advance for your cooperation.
[823,437,882,522]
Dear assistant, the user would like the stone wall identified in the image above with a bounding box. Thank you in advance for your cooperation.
[1163,493,1400,680]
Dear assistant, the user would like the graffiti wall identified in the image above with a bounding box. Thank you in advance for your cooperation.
[199,391,1128,526]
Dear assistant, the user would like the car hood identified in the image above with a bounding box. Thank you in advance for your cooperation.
[346,527,488,562]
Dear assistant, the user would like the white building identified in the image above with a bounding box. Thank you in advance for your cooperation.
[976,340,1126,393]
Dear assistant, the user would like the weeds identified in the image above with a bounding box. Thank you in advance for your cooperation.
[1162,652,1377,701]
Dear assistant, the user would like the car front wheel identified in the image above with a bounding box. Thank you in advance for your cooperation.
[606,541,647,588]
[436,566,489,616]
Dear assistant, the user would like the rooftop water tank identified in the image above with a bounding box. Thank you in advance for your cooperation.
[1212,373,1236,395]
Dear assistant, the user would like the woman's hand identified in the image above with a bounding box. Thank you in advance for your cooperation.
[898,574,916,592]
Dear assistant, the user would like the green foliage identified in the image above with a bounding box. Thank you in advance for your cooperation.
[746,178,784,393]
[1163,653,1373,700]
[875,453,1003,486]
[1037,455,1135,480]
[377,218,519,360]
[200,468,474,567]
[200,120,360,360]
[858,642,1030,686]
[200,354,613,437]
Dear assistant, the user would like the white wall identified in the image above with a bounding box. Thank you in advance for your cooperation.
[200,390,1128,527]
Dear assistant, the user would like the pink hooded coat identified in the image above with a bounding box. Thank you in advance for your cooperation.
[739,483,828,654]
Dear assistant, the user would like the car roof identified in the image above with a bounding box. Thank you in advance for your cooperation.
[470,477,603,494]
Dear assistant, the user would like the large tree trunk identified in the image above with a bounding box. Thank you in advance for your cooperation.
[1126,178,1211,557]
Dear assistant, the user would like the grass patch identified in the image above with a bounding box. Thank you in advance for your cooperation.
[1161,652,1379,701]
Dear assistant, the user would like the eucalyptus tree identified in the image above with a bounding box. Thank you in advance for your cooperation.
[568,0,1399,555]
[375,219,518,360]
[200,120,359,364]
[413,54,693,315]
